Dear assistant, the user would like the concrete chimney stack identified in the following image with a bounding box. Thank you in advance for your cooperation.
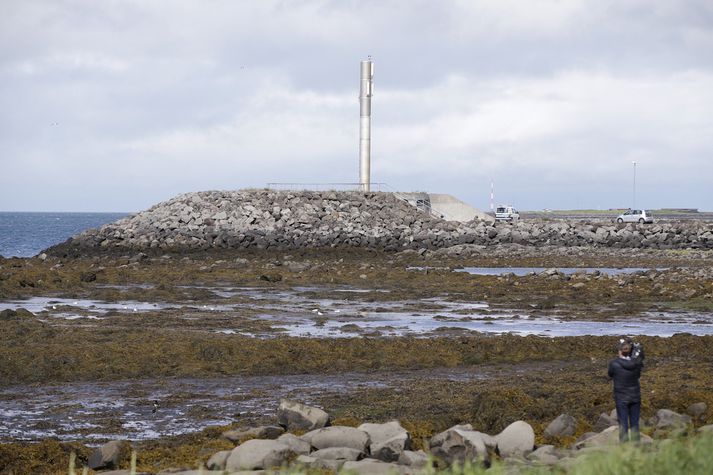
[359,57,374,192]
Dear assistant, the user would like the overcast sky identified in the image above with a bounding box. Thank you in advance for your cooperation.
[1,0,712,212]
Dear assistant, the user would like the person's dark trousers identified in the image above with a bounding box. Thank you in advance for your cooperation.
[616,400,641,442]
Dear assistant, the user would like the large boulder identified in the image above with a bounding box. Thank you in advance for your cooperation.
[88,440,130,470]
[278,399,329,431]
[495,421,535,457]
[358,421,411,462]
[303,426,370,452]
[225,439,295,471]
[544,414,577,439]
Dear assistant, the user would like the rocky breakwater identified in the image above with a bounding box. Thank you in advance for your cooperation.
[46,190,713,255]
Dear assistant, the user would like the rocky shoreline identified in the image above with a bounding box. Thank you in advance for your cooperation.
[7,399,712,474]
[45,190,713,255]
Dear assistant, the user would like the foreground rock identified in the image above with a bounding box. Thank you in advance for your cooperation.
[429,424,495,466]
[225,439,295,471]
[302,426,370,452]
[495,421,535,457]
[358,421,411,462]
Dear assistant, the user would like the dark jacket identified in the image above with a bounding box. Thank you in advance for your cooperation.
[608,352,644,403]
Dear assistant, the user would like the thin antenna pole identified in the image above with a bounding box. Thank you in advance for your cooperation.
[359,57,374,192]
[632,161,637,209]
[490,180,494,212]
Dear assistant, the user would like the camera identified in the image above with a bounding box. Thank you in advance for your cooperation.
[619,338,643,359]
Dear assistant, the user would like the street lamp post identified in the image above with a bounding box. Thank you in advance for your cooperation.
[632,161,637,209]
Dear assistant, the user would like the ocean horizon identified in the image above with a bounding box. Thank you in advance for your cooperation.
[0,211,129,258]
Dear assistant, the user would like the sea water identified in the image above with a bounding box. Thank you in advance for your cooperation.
[0,212,127,258]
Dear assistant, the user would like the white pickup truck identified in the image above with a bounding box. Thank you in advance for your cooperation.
[495,205,520,222]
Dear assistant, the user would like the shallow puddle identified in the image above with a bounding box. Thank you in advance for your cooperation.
[3,286,712,338]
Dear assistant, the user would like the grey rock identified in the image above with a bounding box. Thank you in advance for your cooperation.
[544,414,577,438]
[428,423,473,451]
[358,421,411,462]
[206,450,231,470]
[303,426,370,452]
[650,409,693,430]
[278,399,329,431]
[687,402,707,420]
[276,432,311,455]
[593,412,617,432]
[429,427,493,465]
[397,450,429,468]
[225,439,294,471]
[527,445,560,465]
[574,426,619,449]
[222,425,285,443]
[311,447,364,461]
[296,454,345,471]
[495,421,535,458]
[47,190,713,255]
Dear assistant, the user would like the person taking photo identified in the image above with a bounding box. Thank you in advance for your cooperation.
[607,339,645,442]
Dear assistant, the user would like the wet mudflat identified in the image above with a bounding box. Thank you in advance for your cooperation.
[1,362,562,443]
[0,246,712,472]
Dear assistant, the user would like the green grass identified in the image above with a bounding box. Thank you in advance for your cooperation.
[429,432,713,475]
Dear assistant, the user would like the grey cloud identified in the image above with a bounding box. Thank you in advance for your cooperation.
[1,0,712,212]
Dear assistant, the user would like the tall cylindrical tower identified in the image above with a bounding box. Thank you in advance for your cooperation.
[359,57,374,192]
